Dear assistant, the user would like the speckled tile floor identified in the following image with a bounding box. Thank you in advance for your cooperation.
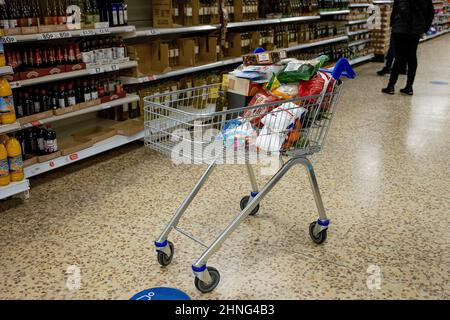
[1,35,449,300]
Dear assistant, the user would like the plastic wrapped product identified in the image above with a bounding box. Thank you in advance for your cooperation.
[277,55,329,83]
[255,102,306,153]
[298,72,335,112]
[271,84,299,100]
[242,90,281,128]
[222,120,256,149]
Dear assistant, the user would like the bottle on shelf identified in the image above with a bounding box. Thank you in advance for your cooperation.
[6,137,24,182]
[44,124,58,154]
[0,141,9,186]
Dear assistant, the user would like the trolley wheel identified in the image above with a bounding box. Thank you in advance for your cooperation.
[194,267,221,293]
[240,196,260,216]
[157,241,174,267]
[309,222,328,245]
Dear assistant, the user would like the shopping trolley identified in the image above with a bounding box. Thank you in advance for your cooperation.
[145,58,355,293]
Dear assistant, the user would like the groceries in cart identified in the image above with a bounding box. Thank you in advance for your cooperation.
[221,50,337,154]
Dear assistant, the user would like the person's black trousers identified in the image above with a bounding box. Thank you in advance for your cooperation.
[388,33,421,88]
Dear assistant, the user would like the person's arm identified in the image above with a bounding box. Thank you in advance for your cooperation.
[424,0,435,32]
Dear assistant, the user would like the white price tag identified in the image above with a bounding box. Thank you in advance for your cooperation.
[88,67,104,74]
[81,29,96,36]
[0,36,17,43]
[10,81,21,89]
[37,32,61,40]
[145,29,160,36]
[103,64,118,72]
[95,28,111,35]
[59,31,71,38]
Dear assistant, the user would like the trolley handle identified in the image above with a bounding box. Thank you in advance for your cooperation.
[320,57,356,80]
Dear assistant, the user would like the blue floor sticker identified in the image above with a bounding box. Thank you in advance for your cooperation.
[430,81,449,85]
[130,287,191,300]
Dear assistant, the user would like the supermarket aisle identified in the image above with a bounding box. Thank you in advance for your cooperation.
[0,35,449,300]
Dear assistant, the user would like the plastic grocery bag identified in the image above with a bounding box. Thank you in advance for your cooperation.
[255,102,306,153]
[277,55,330,83]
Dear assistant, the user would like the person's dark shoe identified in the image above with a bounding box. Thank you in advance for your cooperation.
[377,67,391,76]
[400,87,413,95]
[382,86,395,95]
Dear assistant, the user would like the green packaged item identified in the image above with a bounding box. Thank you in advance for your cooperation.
[277,55,330,83]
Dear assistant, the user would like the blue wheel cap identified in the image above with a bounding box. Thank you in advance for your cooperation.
[130,287,190,300]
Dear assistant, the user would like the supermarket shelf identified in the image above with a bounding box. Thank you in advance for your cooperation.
[285,35,349,52]
[21,95,140,128]
[348,19,369,25]
[319,10,351,16]
[10,61,138,89]
[349,53,375,65]
[0,66,14,76]
[25,130,144,178]
[349,3,370,8]
[420,29,450,42]
[121,35,349,85]
[132,25,220,38]
[0,122,21,134]
[373,1,393,4]
[348,39,371,47]
[0,179,30,200]
[347,29,370,36]
[0,26,136,44]
[228,15,321,28]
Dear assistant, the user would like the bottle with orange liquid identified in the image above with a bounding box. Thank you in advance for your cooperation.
[6,137,23,182]
[0,141,9,186]
[0,79,16,125]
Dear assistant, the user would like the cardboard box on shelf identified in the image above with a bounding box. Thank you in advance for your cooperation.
[20,26,39,35]
[65,63,86,72]
[225,33,242,58]
[183,1,200,26]
[17,110,54,126]
[72,126,117,144]
[128,42,171,75]
[177,38,196,67]
[233,0,244,22]
[59,136,94,156]
[19,65,66,80]
[111,119,144,136]
[198,37,217,64]
[37,151,61,163]
[23,156,38,167]
[152,2,173,28]
[3,28,21,36]
[53,104,80,116]
[100,92,127,104]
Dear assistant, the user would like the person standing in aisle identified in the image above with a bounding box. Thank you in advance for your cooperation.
[381,0,434,95]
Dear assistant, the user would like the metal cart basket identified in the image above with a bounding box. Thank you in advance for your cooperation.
[144,68,348,293]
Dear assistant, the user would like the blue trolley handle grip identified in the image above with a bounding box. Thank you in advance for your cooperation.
[320,57,356,80]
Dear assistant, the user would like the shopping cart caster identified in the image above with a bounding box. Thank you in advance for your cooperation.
[194,266,221,293]
[240,195,260,216]
[156,241,174,267]
[309,221,328,245]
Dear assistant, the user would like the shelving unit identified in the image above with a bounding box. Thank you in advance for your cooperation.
[0,26,136,44]
[0,66,13,76]
[0,95,139,135]
[320,10,351,16]
[349,53,375,65]
[349,39,371,47]
[10,61,138,89]
[420,29,450,42]
[120,35,349,85]
[25,130,144,178]
[0,180,30,200]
